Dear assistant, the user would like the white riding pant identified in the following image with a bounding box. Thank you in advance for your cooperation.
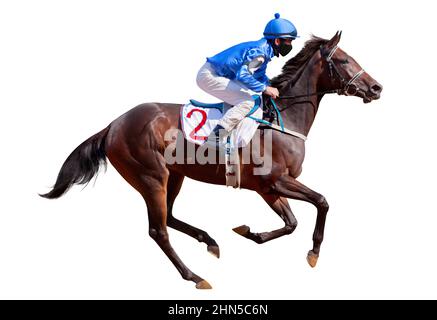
[196,62,256,132]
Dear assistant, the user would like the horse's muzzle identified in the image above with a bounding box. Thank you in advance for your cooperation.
[362,81,383,103]
[370,82,383,98]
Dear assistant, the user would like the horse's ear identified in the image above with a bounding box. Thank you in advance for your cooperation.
[326,30,342,48]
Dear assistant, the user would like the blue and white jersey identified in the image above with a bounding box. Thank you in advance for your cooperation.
[206,38,275,93]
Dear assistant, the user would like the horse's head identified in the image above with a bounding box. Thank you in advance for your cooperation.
[319,31,383,103]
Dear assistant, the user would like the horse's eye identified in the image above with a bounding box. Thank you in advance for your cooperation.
[341,59,349,65]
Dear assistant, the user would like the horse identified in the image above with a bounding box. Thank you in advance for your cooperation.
[40,31,382,289]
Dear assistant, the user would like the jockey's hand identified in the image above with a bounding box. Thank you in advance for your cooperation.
[263,86,280,99]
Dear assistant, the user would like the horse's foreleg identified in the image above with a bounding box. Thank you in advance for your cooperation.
[166,172,220,258]
[233,194,297,244]
[273,175,329,268]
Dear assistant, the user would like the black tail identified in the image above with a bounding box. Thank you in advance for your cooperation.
[40,126,110,199]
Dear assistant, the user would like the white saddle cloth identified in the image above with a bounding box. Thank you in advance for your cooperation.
[180,101,262,148]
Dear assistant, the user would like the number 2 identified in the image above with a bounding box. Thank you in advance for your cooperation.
[186,108,208,141]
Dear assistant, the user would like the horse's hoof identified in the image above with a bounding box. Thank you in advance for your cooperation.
[306,250,319,268]
[207,245,220,259]
[196,280,212,290]
[232,225,250,236]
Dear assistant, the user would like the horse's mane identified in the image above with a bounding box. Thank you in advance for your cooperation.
[270,36,329,90]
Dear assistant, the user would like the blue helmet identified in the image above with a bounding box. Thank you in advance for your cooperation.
[263,13,298,40]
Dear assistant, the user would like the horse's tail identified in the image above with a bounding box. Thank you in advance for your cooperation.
[40,126,110,199]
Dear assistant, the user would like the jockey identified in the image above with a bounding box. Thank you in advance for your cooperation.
[196,13,298,147]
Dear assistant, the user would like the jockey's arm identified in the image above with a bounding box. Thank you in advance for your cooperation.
[253,60,270,86]
[235,56,268,93]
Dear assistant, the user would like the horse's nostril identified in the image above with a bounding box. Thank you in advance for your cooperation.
[371,84,382,93]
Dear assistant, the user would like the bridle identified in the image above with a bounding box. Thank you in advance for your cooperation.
[261,44,367,140]
[323,45,365,96]
[276,44,366,110]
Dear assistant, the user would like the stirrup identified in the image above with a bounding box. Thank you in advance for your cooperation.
[204,134,226,149]
[204,125,228,149]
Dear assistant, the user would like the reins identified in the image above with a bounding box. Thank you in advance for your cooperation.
[273,45,365,113]
[253,44,366,140]
[275,90,339,112]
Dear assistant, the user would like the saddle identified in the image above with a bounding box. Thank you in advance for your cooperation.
[180,95,299,189]
[189,95,278,125]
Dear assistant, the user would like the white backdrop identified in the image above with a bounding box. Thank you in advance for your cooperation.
[1,0,436,299]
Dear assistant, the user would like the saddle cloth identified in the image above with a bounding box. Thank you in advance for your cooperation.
[180,97,263,148]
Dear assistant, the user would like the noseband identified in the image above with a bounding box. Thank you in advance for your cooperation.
[324,45,365,96]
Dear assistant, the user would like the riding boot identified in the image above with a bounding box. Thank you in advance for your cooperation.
[205,124,227,148]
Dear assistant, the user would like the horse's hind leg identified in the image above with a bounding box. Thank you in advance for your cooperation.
[233,194,297,244]
[166,171,220,258]
[108,154,211,289]
[144,184,211,289]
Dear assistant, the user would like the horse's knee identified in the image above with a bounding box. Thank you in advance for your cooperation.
[285,219,298,234]
[149,228,169,242]
[317,196,329,212]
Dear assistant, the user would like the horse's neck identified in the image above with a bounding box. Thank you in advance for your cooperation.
[278,58,323,136]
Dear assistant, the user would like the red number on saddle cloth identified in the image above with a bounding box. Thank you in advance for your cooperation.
[186,108,208,141]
